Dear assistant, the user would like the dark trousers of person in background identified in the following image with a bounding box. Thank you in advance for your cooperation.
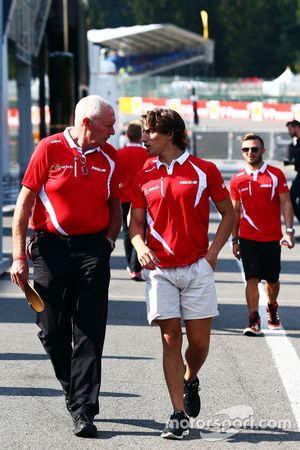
[290,172,300,223]
[121,202,142,273]
[31,231,111,419]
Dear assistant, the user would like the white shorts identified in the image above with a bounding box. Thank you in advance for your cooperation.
[143,257,219,326]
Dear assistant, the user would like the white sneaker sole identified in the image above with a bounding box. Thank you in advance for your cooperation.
[243,326,261,336]
[161,429,189,439]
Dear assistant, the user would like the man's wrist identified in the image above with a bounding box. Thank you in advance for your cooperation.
[13,255,27,261]
[286,227,295,235]
[231,237,239,244]
[106,237,116,250]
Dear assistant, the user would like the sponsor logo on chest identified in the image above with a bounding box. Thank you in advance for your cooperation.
[144,185,160,195]
[54,164,73,170]
[91,166,106,172]
[179,180,198,185]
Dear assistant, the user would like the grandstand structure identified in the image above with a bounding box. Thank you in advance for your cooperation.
[87,24,214,78]
[87,23,214,147]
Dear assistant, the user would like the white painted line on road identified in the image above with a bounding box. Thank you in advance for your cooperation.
[234,255,300,430]
[258,284,300,431]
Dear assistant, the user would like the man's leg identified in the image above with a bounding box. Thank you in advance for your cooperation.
[243,278,261,336]
[121,202,132,266]
[69,245,110,419]
[33,236,73,395]
[184,318,212,382]
[245,278,260,313]
[265,280,281,329]
[159,318,185,412]
[290,175,300,223]
[265,280,280,304]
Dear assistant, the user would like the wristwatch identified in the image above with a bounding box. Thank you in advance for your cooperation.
[286,228,295,234]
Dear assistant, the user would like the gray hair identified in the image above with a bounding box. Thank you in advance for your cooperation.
[74,95,113,126]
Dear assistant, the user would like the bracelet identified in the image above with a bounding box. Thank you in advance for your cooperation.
[13,255,27,261]
[231,237,239,243]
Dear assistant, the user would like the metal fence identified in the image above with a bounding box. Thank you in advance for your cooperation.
[119,75,300,103]
[191,130,290,161]
[2,129,292,206]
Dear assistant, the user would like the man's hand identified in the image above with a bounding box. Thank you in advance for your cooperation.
[280,233,295,249]
[137,246,160,270]
[232,242,241,260]
[10,259,29,291]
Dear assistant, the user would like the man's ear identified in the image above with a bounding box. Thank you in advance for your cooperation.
[83,117,91,130]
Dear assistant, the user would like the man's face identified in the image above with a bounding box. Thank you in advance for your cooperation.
[241,139,265,166]
[287,125,296,138]
[88,107,115,146]
[142,125,170,157]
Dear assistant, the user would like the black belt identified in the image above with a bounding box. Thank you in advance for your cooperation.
[35,230,107,240]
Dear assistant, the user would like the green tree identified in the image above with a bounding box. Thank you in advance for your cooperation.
[87,0,300,78]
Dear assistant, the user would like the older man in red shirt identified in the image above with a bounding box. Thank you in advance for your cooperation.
[10,95,121,438]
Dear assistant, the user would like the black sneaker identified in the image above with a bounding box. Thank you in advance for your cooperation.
[184,376,201,417]
[243,311,261,336]
[161,410,189,440]
[73,413,97,438]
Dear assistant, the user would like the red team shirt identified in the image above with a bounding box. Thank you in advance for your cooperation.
[117,144,149,203]
[131,151,229,267]
[230,162,289,242]
[22,128,122,235]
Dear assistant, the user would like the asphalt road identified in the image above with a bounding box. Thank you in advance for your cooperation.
[0,166,300,449]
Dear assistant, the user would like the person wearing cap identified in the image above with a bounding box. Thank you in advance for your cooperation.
[230,133,295,337]
[118,120,149,281]
[285,120,300,240]
[129,107,235,440]
[10,95,121,438]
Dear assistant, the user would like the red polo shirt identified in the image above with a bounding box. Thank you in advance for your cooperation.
[118,144,149,203]
[22,128,122,235]
[131,151,229,267]
[230,162,289,241]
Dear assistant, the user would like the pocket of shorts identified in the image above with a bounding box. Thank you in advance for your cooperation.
[202,257,214,272]
[142,269,149,280]
[30,243,40,260]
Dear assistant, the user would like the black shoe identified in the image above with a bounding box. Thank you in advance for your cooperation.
[184,376,201,417]
[73,413,97,438]
[161,410,189,440]
[64,393,71,413]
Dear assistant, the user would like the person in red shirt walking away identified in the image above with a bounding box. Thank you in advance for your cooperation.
[230,133,295,337]
[10,95,121,438]
[118,121,149,281]
[129,108,235,439]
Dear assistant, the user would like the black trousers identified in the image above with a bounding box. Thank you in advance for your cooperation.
[121,202,141,272]
[290,172,300,223]
[31,231,112,418]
